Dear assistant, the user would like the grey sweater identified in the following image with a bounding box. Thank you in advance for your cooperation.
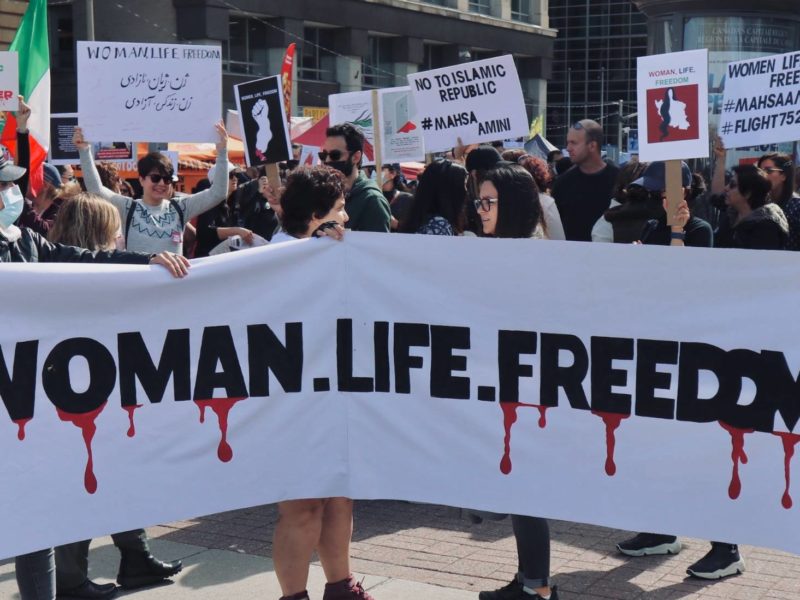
[79,146,230,255]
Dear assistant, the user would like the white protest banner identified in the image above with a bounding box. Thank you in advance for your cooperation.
[77,42,222,143]
[328,90,376,166]
[636,49,709,161]
[50,113,135,165]
[0,51,18,111]
[407,55,528,152]
[376,86,425,163]
[2,235,800,559]
[234,76,292,166]
[719,51,800,149]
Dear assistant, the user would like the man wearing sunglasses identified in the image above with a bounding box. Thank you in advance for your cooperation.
[320,123,390,232]
[74,122,230,255]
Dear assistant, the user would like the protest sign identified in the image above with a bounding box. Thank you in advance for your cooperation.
[234,76,292,167]
[0,51,18,111]
[719,50,800,149]
[50,113,134,165]
[328,90,376,166]
[636,49,709,162]
[2,235,800,559]
[407,55,529,152]
[77,42,222,143]
[376,86,425,163]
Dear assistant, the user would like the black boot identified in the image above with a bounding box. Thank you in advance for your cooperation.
[116,551,182,589]
[56,578,118,599]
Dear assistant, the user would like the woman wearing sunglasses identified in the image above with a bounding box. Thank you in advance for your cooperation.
[73,122,230,255]
[474,163,558,600]
[756,153,800,250]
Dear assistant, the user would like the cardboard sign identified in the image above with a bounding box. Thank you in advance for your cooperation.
[407,55,529,152]
[636,49,709,161]
[49,113,135,165]
[376,86,425,163]
[328,91,376,166]
[0,51,18,111]
[719,51,800,149]
[77,42,222,143]
[234,76,292,167]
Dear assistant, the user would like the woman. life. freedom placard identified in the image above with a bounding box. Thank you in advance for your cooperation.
[77,41,222,143]
[636,49,709,162]
[407,55,529,152]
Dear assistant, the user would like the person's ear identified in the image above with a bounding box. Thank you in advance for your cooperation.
[352,150,362,165]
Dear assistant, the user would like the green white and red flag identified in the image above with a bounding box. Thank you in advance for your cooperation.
[1,0,50,196]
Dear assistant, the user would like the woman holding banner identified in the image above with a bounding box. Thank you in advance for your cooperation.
[72,122,230,256]
[473,162,558,600]
[270,165,373,600]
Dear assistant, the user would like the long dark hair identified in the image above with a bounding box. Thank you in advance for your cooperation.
[481,163,542,239]
[758,152,795,204]
[732,164,771,209]
[399,159,467,233]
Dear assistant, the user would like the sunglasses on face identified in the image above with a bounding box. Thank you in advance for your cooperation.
[318,149,349,162]
[147,174,173,185]
[473,197,498,212]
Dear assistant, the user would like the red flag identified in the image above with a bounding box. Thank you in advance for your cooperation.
[280,43,296,122]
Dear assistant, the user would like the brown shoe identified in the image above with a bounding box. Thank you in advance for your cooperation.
[323,575,374,600]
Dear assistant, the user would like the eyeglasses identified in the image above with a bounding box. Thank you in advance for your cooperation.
[473,197,498,212]
[146,174,173,185]
[318,149,349,162]
[762,167,784,174]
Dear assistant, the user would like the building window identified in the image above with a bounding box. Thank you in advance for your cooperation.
[49,5,74,70]
[423,44,445,71]
[511,0,531,22]
[223,15,269,75]
[362,36,394,89]
[468,0,492,16]
[298,27,335,82]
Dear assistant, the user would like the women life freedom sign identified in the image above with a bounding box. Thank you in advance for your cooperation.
[636,49,709,161]
[77,42,222,143]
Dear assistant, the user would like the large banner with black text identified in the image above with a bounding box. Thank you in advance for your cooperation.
[1,235,800,558]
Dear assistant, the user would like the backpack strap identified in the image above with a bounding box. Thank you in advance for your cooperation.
[169,198,185,229]
[124,201,137,240]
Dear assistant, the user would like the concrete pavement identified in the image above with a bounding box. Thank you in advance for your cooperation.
[2,501,800,599]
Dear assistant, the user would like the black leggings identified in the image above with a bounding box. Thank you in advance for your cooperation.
[512,515,550,589]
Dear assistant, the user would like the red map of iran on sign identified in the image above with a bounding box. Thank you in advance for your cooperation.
[646,84,699,144]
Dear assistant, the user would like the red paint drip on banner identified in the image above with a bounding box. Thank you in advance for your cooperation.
[123,405,142,438]
[13,418,31,441]
[774,432,800,509]
[719,421,753,500]
[56,402,106,494]
[592,411,629,476]
[194,398,246,462]
[500,402,550,475]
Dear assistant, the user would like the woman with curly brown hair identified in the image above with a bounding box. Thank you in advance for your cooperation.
[271,165,373,600]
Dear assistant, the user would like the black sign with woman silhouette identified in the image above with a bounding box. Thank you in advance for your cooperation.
[234,76,292,166]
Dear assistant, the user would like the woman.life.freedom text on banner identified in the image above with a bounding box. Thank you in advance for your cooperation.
[1,234,800,559]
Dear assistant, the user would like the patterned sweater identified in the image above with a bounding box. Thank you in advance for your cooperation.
[79,146,229,254]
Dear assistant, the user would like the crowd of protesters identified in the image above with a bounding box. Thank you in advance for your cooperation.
[2,85,799,600]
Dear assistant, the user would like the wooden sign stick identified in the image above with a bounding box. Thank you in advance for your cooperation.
[371,89,383,188]
[665,159,683,227]
[264,163,282,199]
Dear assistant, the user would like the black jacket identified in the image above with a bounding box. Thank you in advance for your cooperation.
[0,226,152,265]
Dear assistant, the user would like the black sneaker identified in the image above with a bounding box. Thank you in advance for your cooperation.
[479,580,558,600]
[686,543,745,579]
[617,533,682,557]
[479,578,522,600]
